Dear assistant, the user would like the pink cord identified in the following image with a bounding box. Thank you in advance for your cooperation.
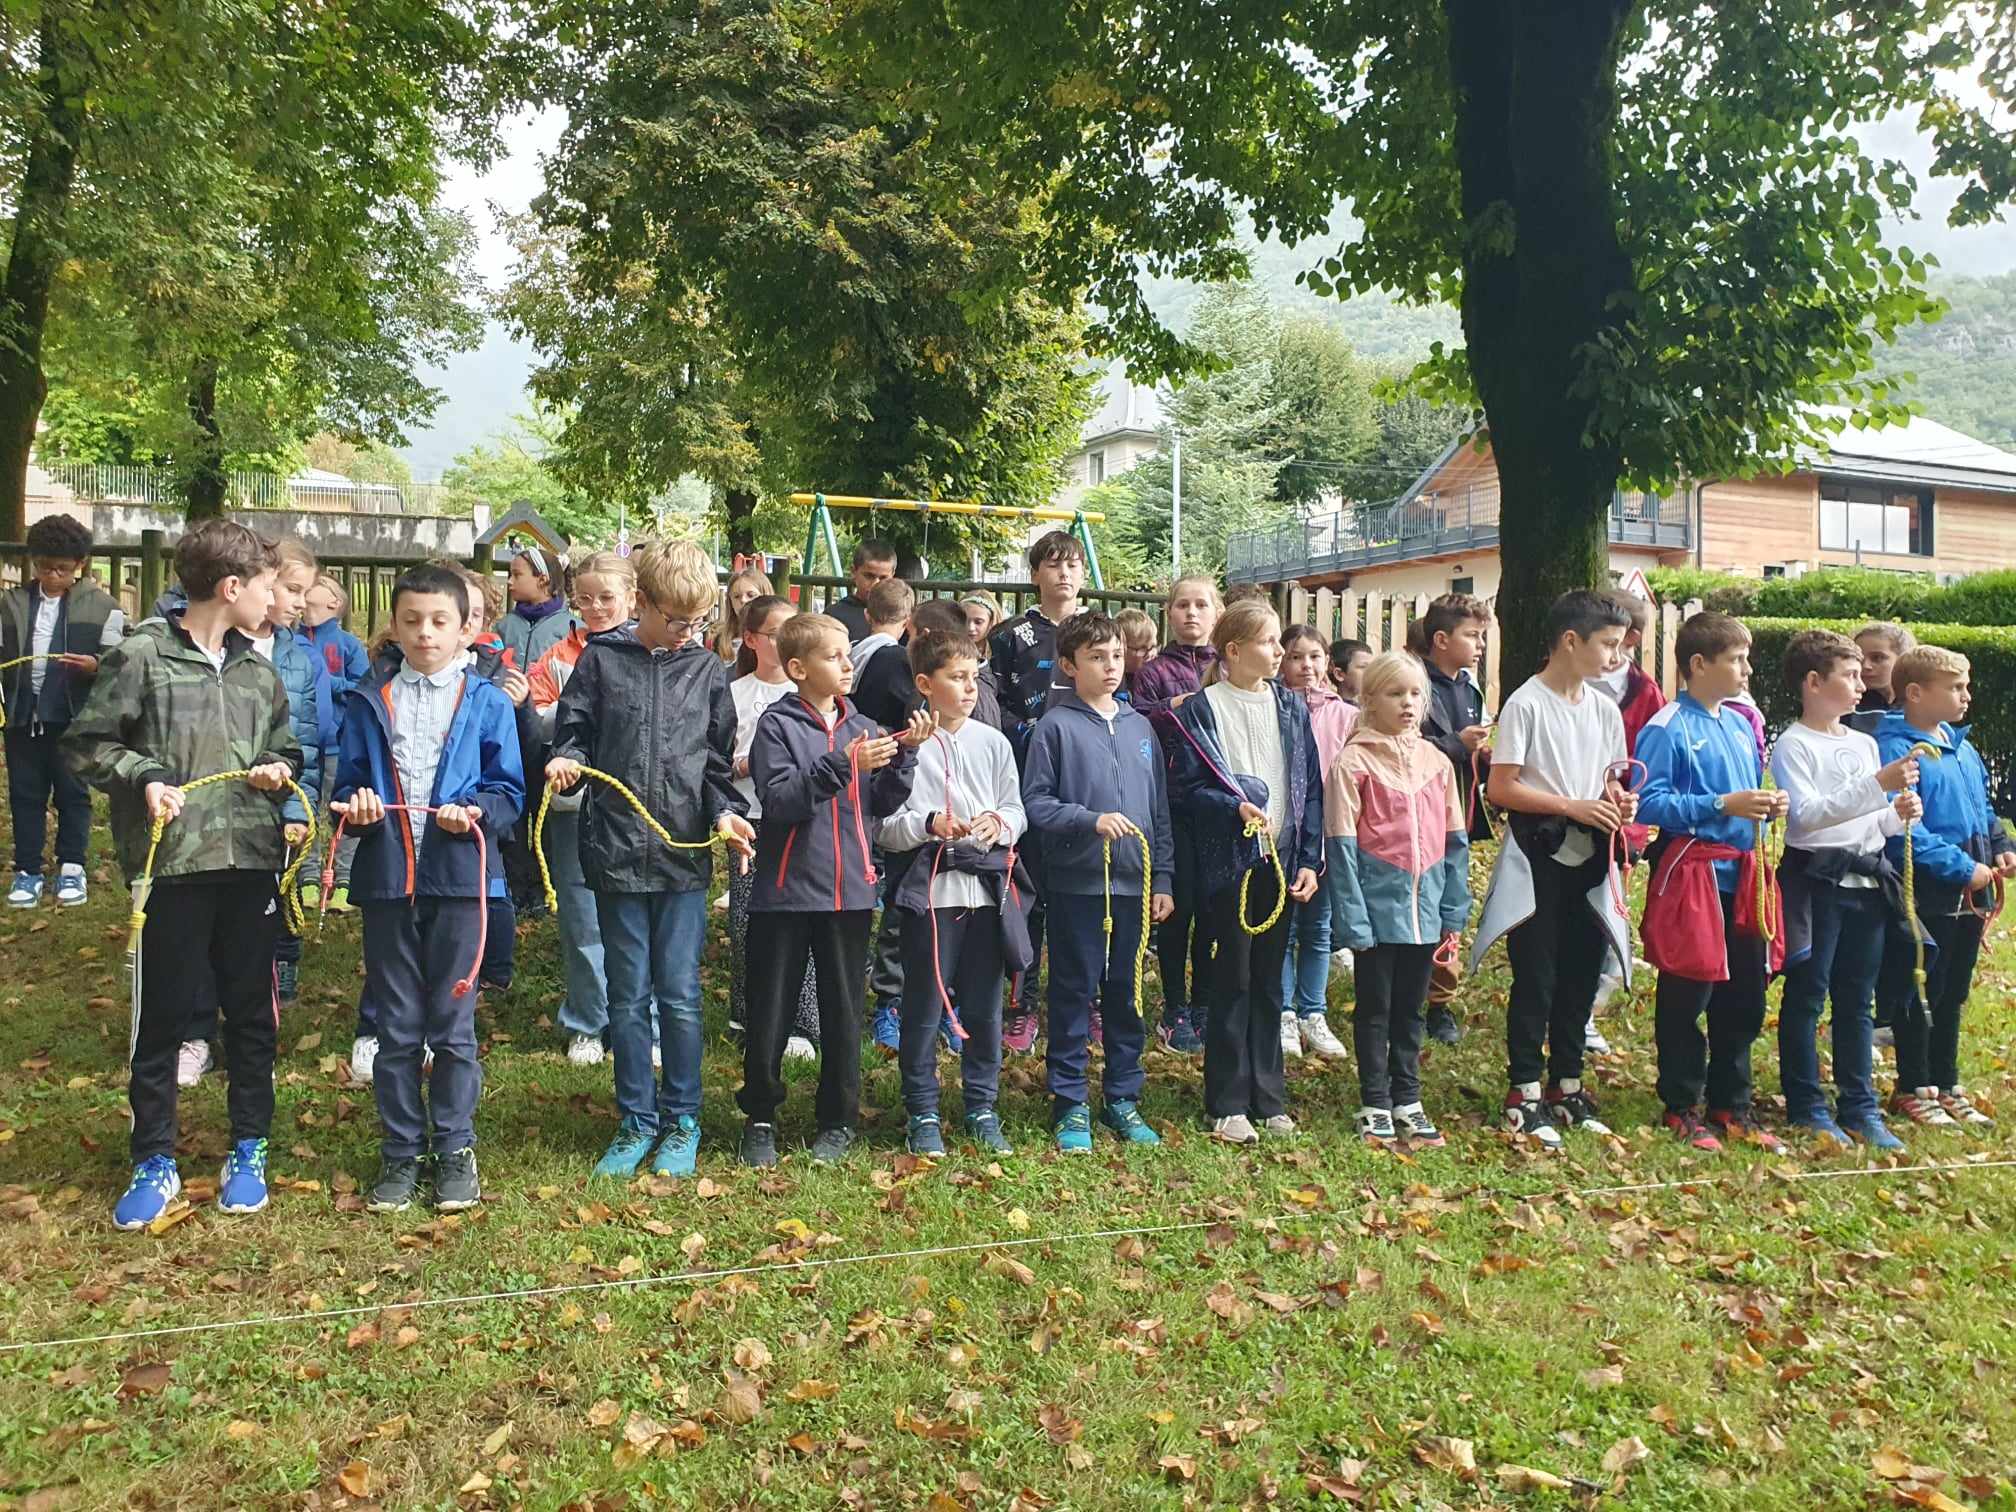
[922,729,972,1044]
[322,806,489,997]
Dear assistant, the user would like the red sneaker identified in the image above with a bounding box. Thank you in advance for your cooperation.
[1002,1011,1039,1054]
[1706,1107,1786,1153]
[1664,1108,1724,1152]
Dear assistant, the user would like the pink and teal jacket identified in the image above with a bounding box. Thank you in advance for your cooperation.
[1323,725,1471,949]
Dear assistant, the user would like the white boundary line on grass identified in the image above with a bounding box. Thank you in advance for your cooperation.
[5,1156,2015,1357]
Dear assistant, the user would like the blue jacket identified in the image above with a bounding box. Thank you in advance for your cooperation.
[1636,693,1764,893]
[264,630,327,826]
[1021,691,1175,897]
[332,662,526,901]
[298,618,368,711]
[1876,711,2000,907]
[1166,681,1325,901]
[749,692,917,912]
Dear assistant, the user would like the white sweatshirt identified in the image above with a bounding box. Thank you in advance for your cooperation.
[878,718,1027,909]
[1770,721,1904,888]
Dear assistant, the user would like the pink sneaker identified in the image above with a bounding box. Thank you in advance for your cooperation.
[1002,1010,1038,1054]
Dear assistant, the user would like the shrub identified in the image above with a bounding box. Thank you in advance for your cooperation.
[1645,566,1753,609]
[1924,569,2016,628]
[1749,567,1934,623]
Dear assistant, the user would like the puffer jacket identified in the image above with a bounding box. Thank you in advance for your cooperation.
[549,627,744,893]
[1323,725,1471,949]
[1166,679,1325,900]
[749,693,917,912]
[62,614,301,883]
[264,630,327,825]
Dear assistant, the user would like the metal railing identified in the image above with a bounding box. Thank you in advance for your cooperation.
[41,463,461,516]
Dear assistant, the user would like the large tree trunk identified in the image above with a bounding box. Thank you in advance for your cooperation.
[0,19,87,541]
[1445,0,1634,689]
[725,486,757,558]
[183,357,228,518]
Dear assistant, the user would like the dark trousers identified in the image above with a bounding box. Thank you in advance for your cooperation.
[5,725,91,874]
[739,909,871,1130]
[1353,941,1436,1109]
[898,906,1006,1116]
[1893,909,1987,1094]
[1044,890,1149,1109]
[1504,851,1611,1088]
[480,895,516,990]
[362,898,485,1159]
[1654,891,1767,1114]
[1156,826,1212,1015]
[1778,880,1884,1125]
[869,857,905,1011]
[1201,867,1290,1120]
[129,874,279,1162]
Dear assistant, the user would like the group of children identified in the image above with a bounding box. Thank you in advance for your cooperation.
[3,516,2008,1229]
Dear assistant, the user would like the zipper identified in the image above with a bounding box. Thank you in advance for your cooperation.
[376,684,417,896]
[215,660,234,871]
[830,704,845,910]
[1406,744,1423,944]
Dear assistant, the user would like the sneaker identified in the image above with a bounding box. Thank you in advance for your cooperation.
[432,1148,481,1211]
[1279,1011,1303,1059]
[1393,1102,1445,1148]
[1054,1103,1094,1154]
[1210,1113,1259,1146]
[1504,1086,1564,1150]
[740,1120,779,1169]
[7,871,42,908]
[871,1001,901,1057]
[1089,1010,1104,1049]
[594,1124,656,1179]
[965,1110,1014,1155]
[1938,1087,1994,1127]
[1299,1013,1348,1060]
[783,1035,818,1062]
[566,1034,606,1067]
[349,1035,379,1085]
[326,885,354,914]
[1788,1110,1852,1150]
[217,1138,270,1215]
[301,881,320,908]
[906,1113,946,1157]
[1871,1024,1896,1050]
[809,1127,855,1164]
[1161,1005,1203,1054]
[1100,1100,1161,1145]
[1002,1010,1038,1054]
[112,1155,181,1230]
[176,1040,215,1088]
[1260,1113,1297,1137]
[651,1043,661,1072]
[1583,1023,1613,1057]
[652,1115,700,1177]
[367,1157,421,1213]
[54,865,86,907]
[1590,967,1623,1014]
[1890,1088,1959,1128]
[1849,1115,1906,1151]
[275,959,299,1006]
[1425,1006,1462,1045]
[1663,1108,1724,1152]
[1706,1108,1786,1153]
[1545,1080,1613,1135]
[1357,1108,1397,1147]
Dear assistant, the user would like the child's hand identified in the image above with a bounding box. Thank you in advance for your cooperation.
[1168,692,1193,710]
[501,669,532,707]
[967,812,1005,847]
[246,762,292,792]
[335,787,384,826]
[1458,724,1490,753]
[1615,789,1640,824]
[716,813,756,873]
[1773,789,1791,821]
[52,652,98,673]
[546,757,584,792]
[1972,863,1997,892]
[849,732,900,772]
[435,804,477,835]
[930,811,971,840]
[1151,891,1175,923]
[1722,789,1777,821]
[734,754,751,780]
[1997,851,2016,878]
[1440,929,1460,951]
[1892,791,1923,824]
[1236,801,1268,830]
[1289,867,1319,902]
[284,822,309,845]
[1876,754,1920,792]
[1563,796,1623,833]
[899,708,937,748]
[1094,812,1138,840]
[144,782,184,822]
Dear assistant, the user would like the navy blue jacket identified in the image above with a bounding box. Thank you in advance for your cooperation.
[332,662,526,901]
[749,693,916,911]
[1877,711,2001,911]
[1167,680,1325,901]
[1022,691,1175,897]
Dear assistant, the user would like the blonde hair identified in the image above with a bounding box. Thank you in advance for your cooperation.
[1856,621,1917,656]
[958,590,1003,636]
[776,611,848,670]
[573,550,637,610]
[1894,645,1968,697]
[715,565,774,661]
[310,573,349,616]
[1358,649,1427,705]
[1167,574,1224,613]
[1114,607,1157,647]
[275,537,318,577]
[632,539,717,619]
[1204,599,1280,686]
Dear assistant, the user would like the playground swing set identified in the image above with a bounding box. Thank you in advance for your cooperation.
[789,492,1108,590]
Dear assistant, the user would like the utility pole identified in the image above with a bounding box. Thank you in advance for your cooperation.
[1170,425,1183,578]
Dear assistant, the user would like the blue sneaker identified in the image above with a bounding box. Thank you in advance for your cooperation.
[1850,1115,1906,1152]
[1054,1103,1093,1155]
[217,1139,269,1214]
[965,1110,1014,1155]
[1162,1005,1203,1054]
[907,1113,946,1156]
[1099,1100,1161,1145]
[871,1000,901,1057]
[7,871,42,908]
[651,1115,699,1178]
[53,867,86,907]
[1789,1111,1852,1151]
[593,1124,656,1179]
[113,1155,181,1230]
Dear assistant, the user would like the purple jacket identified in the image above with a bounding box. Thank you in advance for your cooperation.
[749,693,917,911]
[1130,642,1216,715]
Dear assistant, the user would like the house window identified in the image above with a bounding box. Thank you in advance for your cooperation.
[1450,576,1475,596]
[1818,478,1933,556]
[1087,449,1106,486]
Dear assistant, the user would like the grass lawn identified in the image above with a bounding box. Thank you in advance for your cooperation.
[2,832,2014,1510]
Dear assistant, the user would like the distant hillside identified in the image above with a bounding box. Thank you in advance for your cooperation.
[1881,271,2016,448]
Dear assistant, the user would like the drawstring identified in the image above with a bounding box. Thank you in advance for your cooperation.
[320,807,488,998]
[130,770,317,955]
[530,766,733,913]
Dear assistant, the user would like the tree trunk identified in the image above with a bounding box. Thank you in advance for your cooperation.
[184,357,228,518]
[0,19,87,541]
[1445,0,1634,689]
[725,487,757,558]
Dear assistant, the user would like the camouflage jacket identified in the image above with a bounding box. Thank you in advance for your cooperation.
[62,614,302,883]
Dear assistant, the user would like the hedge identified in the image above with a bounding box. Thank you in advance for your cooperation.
[1744,617,2016,812]
[1647,566,2016,627]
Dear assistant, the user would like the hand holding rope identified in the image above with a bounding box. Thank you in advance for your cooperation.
[1754,769,1786,946]
[1465,726,1495,840]
[321,797,493,997]
[1901,741,1943,995]
[0,653,80,731]
[1603,757,1648,917]
[1237,808,1289,935]
[130,767,317,954]
[533,762,752,913]
[1100,820,1156,1020]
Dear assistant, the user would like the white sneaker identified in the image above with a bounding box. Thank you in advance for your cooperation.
[1940,1086,1994,1127]
[1299,1013,1348,1060]
[783,1035,817,1061]
[1329,948,1353,981]
[348,1035,379,1085]
[1584,1023,1613,1056]
[1260,1113,1297,1136]
[1590,966,1623,1013]
[566,1034,605,1066]
[1279,1011,1303,1058]
[1211,1114,1259,1145]
[175,1040,214,1087]
[651,1043,663,1072]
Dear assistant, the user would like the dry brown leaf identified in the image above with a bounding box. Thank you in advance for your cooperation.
[586,1399,622,1428]
[345,1320,379,1351]
[983,1251,1036,1287]
[458,1471,493,1494]
[225,1420,258,1440]
[719,1370,764,1424]
[1496,1466,1572,1492]
[145,1201,195,1235]
[480,1422,513,1458]
[1410,1309,1446,1337]
[336,1460,372,1497]
[787,1431,817,1455]
[681,1232,706,1263]
[1038,1404,1083,1445]
[1414,1436,1479,1481]
[394,1325,420,1350]
[622,1411,669,1449]
[786,1379,840,1402]
[1158,1454,1198,1482]
[1583,1364,1625,1389]
[1602,1435,1651,1474]
[117,1362,170,1399]
[1873,1447,1918,1481]
[732,1337,773,1372]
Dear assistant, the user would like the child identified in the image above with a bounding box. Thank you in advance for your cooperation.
[879,630,1027,1155]
[1114,608,1158,702]
[1635,612,1789,1153]
[738,613,928,1166]
[1772,630,1920,1150]
[1277,624,1356,1060]
[1169,601,1323,1145]
[1327,638,1371,704]
[335,564,524,1213]
[1876,646,2015,1129]
[909,597,1003,729]
[299,574,368,911]
[851,576,920,730]
[548,541,756,1180]
[3,514,125,908]
[1326,652,1470,1147]
[1849,622,1915,736]
[1131,574,1223,1053]
[827,538,898,644]
[713,564,774,664]
[959,590,1002,646]
[527,551,636,1066]
[1024,611,1175,1151]
[1475,591,1637,1148]
[727,593,824,1059]
[1415,593,1493,1044]
[500,545,575,670]
[65,520,301,1228]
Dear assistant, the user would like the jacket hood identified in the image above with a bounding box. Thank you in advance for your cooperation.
[1342,722,1444,780]
[1049,689,1128,724]
[1876,708,1967,752]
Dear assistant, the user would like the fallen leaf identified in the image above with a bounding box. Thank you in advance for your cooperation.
[681,1232,706,1263]
[1039,1404,1083,1445]
[225,1420,259,1440]
[787,1431,817,1455]
[294,1032,322,1052]
[586,1399,622,1428]
[1414,1436,1478,1481]
[1158,1454,1198,1482]
[394,1325,420,1350]
[732,1337,772,1372]
[1497,1465,1572,1492]
[1602,1435,1651,1474]
[1410,1309,1446,1338]
[774,1218,813,1241]
[459,1471,493,1494]
[1007,1206,1031,1231]
[1873,1447,1918,1481]
[719,1370,764,1424]
[786,1379,839,1402]
[337,1460,372,1497]
[481,1422,513,1457]
[983,1251,1036,1286]
[146,1201,195,1235]
[622,1411,669,1449]
[1582,1364,1625,1389]
[117,1362,170,1399]
[346,1320,379,1351]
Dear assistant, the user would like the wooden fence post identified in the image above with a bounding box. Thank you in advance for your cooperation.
[1313,587,1335,642]
[139,529,165,620]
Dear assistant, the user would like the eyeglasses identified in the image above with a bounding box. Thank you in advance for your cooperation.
[648,601,719,638]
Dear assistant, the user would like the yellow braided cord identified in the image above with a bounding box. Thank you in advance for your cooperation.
[1238,818,1289,936]
[534,766,726,912]
[1757,770,1777,945]
[1904,741,1944,995]
[1100,829,1155,1019]
[129,770,317,952]
[0,654,60,732]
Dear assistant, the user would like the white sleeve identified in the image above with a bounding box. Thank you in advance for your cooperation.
[876,741,939,853]
[986,733,1026,844]
[99,609,127,648]
[1773,730,1886,833]
[1492,690,1534,768]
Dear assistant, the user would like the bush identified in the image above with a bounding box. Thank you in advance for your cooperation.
[1924,569,2016,628]
[1749,567,1934,623]
[1645,566,1753,609]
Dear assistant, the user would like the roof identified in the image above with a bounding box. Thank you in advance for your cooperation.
[474,500,569,553]
[1802,409,2016,494]
[1078,359,1162,447]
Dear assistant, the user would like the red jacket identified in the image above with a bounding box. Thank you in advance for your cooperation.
[1641,836,1784,981]
[1618,660,1665,755]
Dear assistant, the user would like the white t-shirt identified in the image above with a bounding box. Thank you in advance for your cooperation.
[1769,721,1902,888]
[731,673,797,817]
[1205,681,1287,838]
[247,631,276,663]
[1493,676,1627,865]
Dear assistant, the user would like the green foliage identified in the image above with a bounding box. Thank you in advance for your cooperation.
[1881,271,2016,447]
[439,411,624,547]
[1648,565,2016,629]
[1265,315,1378,506]
[302,434,413,489]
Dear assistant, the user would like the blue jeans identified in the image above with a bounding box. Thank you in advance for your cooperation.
[1778,881,1883,1125]
[1045,890,1147,1108]
[1280,891,1333,1017]
[548,810,610,1038]
[595,889,706,1132]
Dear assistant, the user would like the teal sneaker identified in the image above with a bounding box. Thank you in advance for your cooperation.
[651,1116,700,1178]
[594,1124,656,1179]
[217,1138,270,1214]
[965,1110,1013,1155]
[113,1155,180,1230]
[1053,1103,1093,1155]
[906,1113,946,1157]
[1099,1100,1161,1145]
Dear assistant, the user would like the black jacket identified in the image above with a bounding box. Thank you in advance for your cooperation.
[749,692,916,911]
[1423,662,1492,842]
[990,606,1066,755]
[549,628,744,894]
[828,593,871,643]
[852,637,915,730]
